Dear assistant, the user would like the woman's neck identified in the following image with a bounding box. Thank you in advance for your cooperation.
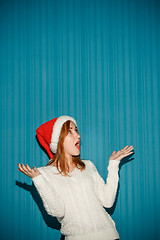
[50,155,76,173]
[65,154,73,166]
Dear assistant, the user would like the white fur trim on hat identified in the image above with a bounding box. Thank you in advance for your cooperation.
[50,115,77,153]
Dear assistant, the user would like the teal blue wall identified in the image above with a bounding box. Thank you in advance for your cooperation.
[0,0,160,239]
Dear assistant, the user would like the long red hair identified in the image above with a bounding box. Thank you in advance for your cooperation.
[47,120,85,176]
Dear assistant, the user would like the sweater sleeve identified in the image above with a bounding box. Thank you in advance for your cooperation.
[32,168,65,218]
[89,160,120,208]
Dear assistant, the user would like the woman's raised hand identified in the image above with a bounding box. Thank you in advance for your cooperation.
[109,145,134,161]
[17,163,40,179]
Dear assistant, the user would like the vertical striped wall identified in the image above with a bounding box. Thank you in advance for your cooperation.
[0,0,160,239]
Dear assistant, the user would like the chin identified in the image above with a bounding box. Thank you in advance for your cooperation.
[72,153,80,157]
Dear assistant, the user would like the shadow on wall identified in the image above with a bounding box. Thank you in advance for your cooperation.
[15,181,65,240]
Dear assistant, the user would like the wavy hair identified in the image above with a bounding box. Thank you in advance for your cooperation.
[47,120,85,176]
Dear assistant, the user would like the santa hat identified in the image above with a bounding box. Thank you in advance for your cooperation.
[36,116,77,159]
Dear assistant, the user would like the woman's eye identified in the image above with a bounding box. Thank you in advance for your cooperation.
[68,130,71,134]
[76,129,80,134]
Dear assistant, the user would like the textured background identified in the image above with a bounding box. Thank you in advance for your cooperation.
[0,0,160,239]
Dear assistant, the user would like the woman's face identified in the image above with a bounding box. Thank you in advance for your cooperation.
[63,121,80,159]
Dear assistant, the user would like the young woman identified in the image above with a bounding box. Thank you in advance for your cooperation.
[18,115,134,240]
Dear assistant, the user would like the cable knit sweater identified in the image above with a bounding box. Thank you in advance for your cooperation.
[32,160,120,239]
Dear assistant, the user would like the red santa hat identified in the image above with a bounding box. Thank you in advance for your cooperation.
[36,116,77,159]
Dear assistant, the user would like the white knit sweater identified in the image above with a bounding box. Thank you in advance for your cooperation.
[32,160,120,239]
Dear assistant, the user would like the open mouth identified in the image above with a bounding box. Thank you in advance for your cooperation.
[75,141,80,150]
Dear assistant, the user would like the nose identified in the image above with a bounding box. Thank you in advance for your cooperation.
[76,132,80,139]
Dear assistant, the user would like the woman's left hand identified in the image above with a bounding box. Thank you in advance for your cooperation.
[109,145,134,161]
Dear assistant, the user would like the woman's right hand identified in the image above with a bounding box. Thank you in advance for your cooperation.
[17,163,40,179]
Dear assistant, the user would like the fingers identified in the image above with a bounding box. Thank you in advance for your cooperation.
[114,145,133,153]
[33,166,39,172]
[18,163,35,174]
[109,145,134,161]
[18,163,28,174]
[17,163,40,179]
[122,145,133,150]
[121,145,134,153]
[122,145,128,149]
[123,151,134,157]
[121,145,129,151]
[121,145,134,157]
[26,164,33,173]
